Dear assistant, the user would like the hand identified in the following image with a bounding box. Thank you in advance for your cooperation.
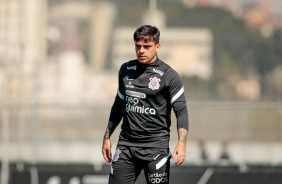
[172,142,186,166]
[102,139,112,163]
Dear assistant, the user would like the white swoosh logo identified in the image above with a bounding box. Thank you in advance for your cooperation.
[153,154,161,160]
[156,152,172,170]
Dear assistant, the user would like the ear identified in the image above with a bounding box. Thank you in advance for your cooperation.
[156,43,161,52]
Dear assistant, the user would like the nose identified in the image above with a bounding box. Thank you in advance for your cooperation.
[139,46,145,53]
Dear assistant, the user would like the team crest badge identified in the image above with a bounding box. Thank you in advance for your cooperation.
[113,148,121,162]
[148,77,161,90]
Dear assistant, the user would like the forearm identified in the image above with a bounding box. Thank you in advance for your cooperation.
[103,121,119,140]
[104,94,124,140]
[175,105,189,144]
[177,128,188,144]
[175,104,189,144]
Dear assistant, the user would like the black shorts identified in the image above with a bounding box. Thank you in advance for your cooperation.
[109,146,171,184]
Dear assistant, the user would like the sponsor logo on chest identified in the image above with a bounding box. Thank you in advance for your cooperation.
[126,90,146,98]
[125,96,156,115]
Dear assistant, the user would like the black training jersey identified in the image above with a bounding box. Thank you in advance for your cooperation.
[110,58,188,148]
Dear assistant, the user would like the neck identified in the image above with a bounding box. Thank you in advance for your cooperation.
[139,55,158,65]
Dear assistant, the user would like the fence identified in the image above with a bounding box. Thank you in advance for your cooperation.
[1,0,282,183]
[1,103,282,163]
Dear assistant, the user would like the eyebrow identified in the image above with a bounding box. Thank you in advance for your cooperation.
[135,43,152,47]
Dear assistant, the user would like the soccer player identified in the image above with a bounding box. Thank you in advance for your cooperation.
[102,25,189,184]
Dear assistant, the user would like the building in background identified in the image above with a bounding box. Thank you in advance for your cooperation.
[34,0,214,104]
[112,27,213,79]
[0,0,47,105]
[1,0,282,106]
[48,1,114,72]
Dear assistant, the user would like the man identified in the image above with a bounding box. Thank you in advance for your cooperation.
[102,25,189,184]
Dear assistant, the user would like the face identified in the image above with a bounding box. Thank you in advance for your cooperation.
[135,39,160,64]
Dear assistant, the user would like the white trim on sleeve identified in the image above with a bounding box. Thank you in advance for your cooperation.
[170,87,184,104]
[117,89,124,100]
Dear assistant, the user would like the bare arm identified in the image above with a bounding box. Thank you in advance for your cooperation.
[172,128,188,166]
[178,128,188,144]
[102,121,119,163]
[101,90,124,162]
[103,121,119,140]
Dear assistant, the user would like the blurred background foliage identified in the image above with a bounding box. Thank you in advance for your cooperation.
[48,0,282,101]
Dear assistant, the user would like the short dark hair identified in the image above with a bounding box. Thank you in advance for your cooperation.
[133,25,160,44]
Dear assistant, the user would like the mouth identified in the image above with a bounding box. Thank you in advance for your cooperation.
[138,56,146,60]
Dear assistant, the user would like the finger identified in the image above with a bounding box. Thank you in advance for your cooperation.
[175,157,181,166]
[180,157,185,165]
[103,152,109,162]
[174,154,179,166]
[172,150,177,160]
[174,153,182,165]
[175,155,185,166]
[108,150,112,162]
[103,150,108,162]
[176,158,182,166]
[106,149,111,162]
[103,148,111,163]
[102,148,106,160]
